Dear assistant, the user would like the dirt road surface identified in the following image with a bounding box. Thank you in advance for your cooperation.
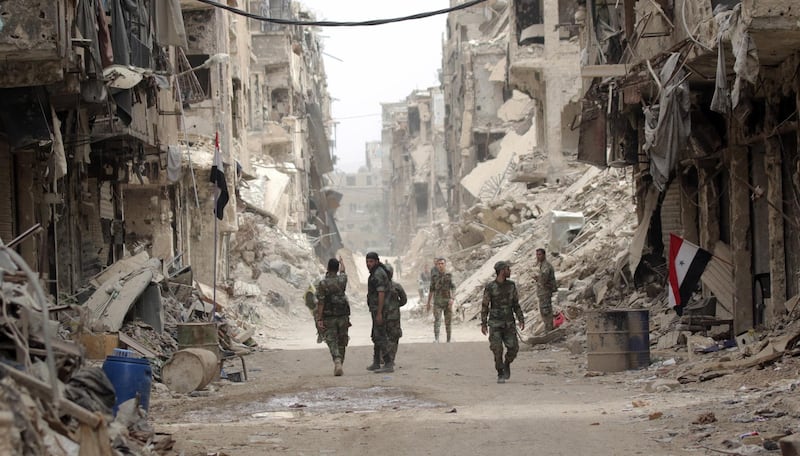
[151,299,755,455]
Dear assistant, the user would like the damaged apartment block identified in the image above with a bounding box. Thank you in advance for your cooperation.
[578,0,800,334]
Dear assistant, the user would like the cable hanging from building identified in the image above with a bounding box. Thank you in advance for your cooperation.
[192,0,489,27]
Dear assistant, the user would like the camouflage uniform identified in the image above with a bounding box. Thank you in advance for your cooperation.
[429,272,455,342]
[537,260,557,331]
[367,264,391,369]
[481,279,524,379]
[305,285,323,343]
[316,272,350,363]
[382,280,405,367]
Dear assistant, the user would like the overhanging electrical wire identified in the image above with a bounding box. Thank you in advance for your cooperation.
[192,0,489,27]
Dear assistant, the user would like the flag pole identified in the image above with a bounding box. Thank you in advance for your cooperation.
[212,190,218,322]
[212,131,219,323]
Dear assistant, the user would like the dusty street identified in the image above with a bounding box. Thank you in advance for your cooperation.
[150,298,751,456]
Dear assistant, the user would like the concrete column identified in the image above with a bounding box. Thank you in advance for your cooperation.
[544,0,565,175]
[726,144,753,334]
[765,97,786,321]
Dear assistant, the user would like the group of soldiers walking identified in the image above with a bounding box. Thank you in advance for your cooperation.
[311,249,557,383]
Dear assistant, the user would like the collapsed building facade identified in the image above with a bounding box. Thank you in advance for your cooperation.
[0,0,338,298]
[328,142,387,254]
[382,89,448,254]
[578,0,800,334]
[441,1,508,215]
[245,0,341,260]
[380,0,585,254]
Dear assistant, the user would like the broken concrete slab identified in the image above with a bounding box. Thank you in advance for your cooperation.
[87,269,153,332]
[89,252,162,288]
[195,281,229,310]
[497,90,535,122]
[656,330,687,349]
[461,124,535,199]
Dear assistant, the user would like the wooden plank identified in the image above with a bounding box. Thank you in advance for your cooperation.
[79,333,119,359]
[119,332,158,358]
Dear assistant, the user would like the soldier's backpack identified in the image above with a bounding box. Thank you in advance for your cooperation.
[392,281,408,307]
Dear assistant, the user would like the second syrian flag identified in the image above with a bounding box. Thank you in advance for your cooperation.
[668,233,712,314]
[210,132,229,220]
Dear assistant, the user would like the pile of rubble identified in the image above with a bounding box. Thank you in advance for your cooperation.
[406,155,800,450]
[0,246,175,455]
[0,209,315,453]
[403,162,639,335]
[228,211,324,342]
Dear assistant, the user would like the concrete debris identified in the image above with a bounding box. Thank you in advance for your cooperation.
[0,207,306,454]
[0,251,178,454]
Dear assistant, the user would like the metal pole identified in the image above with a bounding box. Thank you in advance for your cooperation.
[212,194,218,322]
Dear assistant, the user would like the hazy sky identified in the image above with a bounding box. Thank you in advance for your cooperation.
[299,0,449,172]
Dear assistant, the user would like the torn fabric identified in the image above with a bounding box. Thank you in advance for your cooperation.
[50,106,67,179]
[711,4,759,114]
[155,0,188,48]
[167,145,182,183]
[644,53,691,192]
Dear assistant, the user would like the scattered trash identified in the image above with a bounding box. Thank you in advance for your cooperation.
[693,412,717,424]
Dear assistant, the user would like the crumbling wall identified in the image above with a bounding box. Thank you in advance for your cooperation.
[184,10,217,54]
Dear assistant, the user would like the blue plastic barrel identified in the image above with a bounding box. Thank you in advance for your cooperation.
[102,355,153,415]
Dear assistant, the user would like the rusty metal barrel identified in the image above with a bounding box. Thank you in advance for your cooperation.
[162,348,219,393]
[586,309,650,372]
[177,322,219,360]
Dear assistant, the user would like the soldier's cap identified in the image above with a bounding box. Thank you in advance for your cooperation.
[327,258,340,271]
[493,261,511,272]
[365,251,379,260]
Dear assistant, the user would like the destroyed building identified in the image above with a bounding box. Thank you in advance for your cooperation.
[246,0,342,260]
[0,0,338,298]
[507,0,582,174]
[439,0,583,219]
[329,142,388,254]
[382,89,448,254]
[441,0,508,215]
[578,0,800,334]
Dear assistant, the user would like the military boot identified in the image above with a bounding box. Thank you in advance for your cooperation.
[497,369,506,384]
[502,361,511,380]
[366,347,381,371]
[375,362,394,373]
[334,358,343,377]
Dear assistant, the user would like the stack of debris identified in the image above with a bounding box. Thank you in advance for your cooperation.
[0,245,175,455]
[404,163,639,338]
[228,211,325,342]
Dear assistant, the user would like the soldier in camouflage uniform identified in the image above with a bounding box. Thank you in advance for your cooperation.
[534,248,557,332]
[315,257,350,376]
[481,261,525,384]
[365,252,392,373]
[381,264,405,372]
[426,258,455,342]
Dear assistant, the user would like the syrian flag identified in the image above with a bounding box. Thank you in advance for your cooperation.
[668,233,712,315]
[210,132,229,220]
